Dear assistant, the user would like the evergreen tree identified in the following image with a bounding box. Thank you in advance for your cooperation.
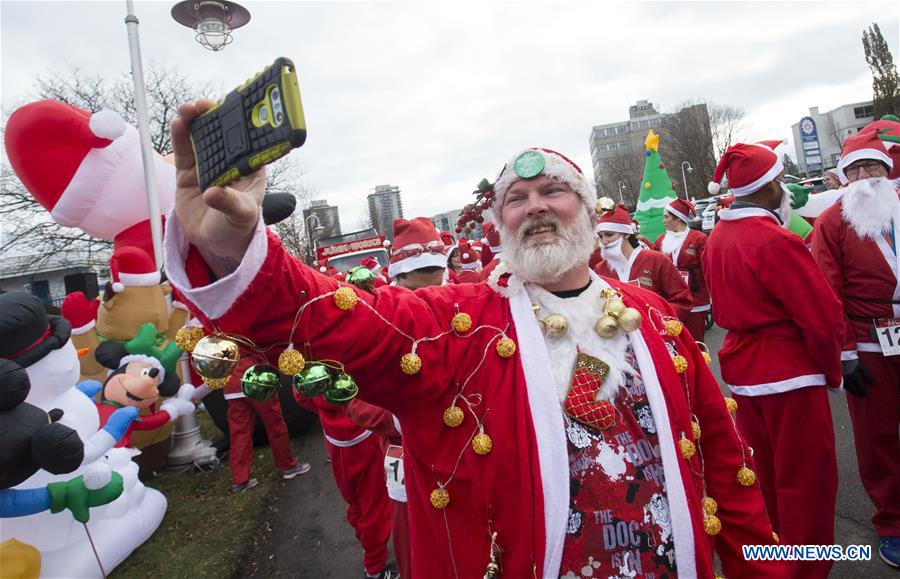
[862,23,900,119]
[633,130,678,243]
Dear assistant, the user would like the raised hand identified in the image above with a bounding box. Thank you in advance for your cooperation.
[171,99,267,277]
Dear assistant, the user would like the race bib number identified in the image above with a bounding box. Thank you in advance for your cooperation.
[875,318,900,356]
[384,444,407,502]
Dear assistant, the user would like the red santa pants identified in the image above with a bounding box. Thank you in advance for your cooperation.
[227,396,297,485]
[735,386,837,579]
[392,499,411,578]
[326,435,392,575]
[682,310,707,343]
[848,352,900,537]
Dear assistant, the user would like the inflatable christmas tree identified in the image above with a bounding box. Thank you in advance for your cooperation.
[634,129,678,242]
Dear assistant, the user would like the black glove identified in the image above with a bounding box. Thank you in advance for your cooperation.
[842,359,874,398]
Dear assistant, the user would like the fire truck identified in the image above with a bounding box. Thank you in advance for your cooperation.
[315,228,390,273]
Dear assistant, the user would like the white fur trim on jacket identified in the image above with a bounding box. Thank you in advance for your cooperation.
[509,288,569,578]
[119,354,165,383]
[727,373,826,396]
[629,329,697,578]
[717,206,780,225]
[730,158,784,197]
[163,209,268,321]
[324,429,373,447]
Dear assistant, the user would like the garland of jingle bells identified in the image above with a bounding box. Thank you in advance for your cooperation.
[174,283,518,576]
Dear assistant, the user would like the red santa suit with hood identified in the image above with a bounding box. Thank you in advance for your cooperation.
[812,129,900,539]
[165,148,784,578]
[704,140,843,578]
[593,204,693,319]
[654,199,711,342]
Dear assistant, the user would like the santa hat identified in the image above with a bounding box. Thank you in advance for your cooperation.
[837,127,895,184]
[439,231,456,248]
[360,257,379,271]
[595,203,635,234]
[631,219,641,233]
[708,140,785,196]
[481,221,502,252]
[665,198,696,223]
[109,246,161,293]
[388,217,447,277]
[61,292,100,335]
[492,148,597,226]
[458,239,482,271]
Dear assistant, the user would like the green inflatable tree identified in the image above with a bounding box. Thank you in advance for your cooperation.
[634,129,678,243]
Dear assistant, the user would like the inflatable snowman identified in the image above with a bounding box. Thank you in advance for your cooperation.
[0,292,168,577]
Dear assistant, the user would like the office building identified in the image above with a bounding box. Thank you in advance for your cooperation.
[791,101,875,175]
[367,185,404,241]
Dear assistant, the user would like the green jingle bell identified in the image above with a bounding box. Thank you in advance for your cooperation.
[241,364,281,401]
[322,373,359,406]
[292,363,333,398]
[346,266,376,292]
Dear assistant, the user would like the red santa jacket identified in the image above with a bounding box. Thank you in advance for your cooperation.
[654,229,711,311]
[812,197,900,357]
[593,247,693,319]
[165,215,784,579]
[703,207,844,394]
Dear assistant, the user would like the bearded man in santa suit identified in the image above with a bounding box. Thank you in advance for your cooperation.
[811,127,900,569]
[593,203,693,320]
[654,199,710,342]
[164,100,785,578]
[703,140,844,579]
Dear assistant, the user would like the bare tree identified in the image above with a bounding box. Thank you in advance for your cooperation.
[661,101,717,200]
[708,103,746,159]
[596,147,644,208]
[269,159,313,259]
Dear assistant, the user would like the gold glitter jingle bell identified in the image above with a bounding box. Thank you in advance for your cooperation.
[737,466,757,487]
[401,353,422,375]
[430,487,450,509]
[679,436,696,459]
[665,319,683,337]
[606,298,627,317]
[496,337,516,358]
[702,496,718,515]
[594,315,619,338]
[278,348,306,375]
[443,405,464,428]
[333,287,358,311]
[725,397,738,414]
[175,326,204,352]
[472,431,493,455]
[692,421,702,440]
[702,351,712,365]
[452,312,472,333]
[540,314,568,339]
[672,354,688,374]
[704,514,722,535]
[191,335,241,389]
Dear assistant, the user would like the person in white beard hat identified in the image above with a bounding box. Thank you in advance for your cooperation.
[704,139,845,579]
[165,101,788,577]
[653,198,711,342]
[811,126,900,569]
[593,202,692,319]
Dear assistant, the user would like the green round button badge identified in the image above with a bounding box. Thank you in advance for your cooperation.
[513,150,545,179]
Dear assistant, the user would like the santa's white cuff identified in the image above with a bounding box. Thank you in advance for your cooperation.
[841,350,858,361]
[163,210,268,321]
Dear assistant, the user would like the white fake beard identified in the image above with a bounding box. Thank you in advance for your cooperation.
[500,210,595,285]
[600,237,629,276]
[841,176,900,240]
[778,183,793,227]
[660,228,688,255]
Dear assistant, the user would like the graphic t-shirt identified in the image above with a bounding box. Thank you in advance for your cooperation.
[559,346,677,579]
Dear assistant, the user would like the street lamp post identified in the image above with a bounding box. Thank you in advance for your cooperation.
[617,181,627,205]
[172,0,251,51]
[680,161,694,200]
[306,214,324,264]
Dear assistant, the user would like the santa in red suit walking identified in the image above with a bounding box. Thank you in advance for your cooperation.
[811,127,900,569]
[654,198,711,342]
[593,203,693,319]
[164,100,785,578]
[703,140,844,578]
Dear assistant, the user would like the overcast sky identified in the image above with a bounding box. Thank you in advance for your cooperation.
[2,1,898,229]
